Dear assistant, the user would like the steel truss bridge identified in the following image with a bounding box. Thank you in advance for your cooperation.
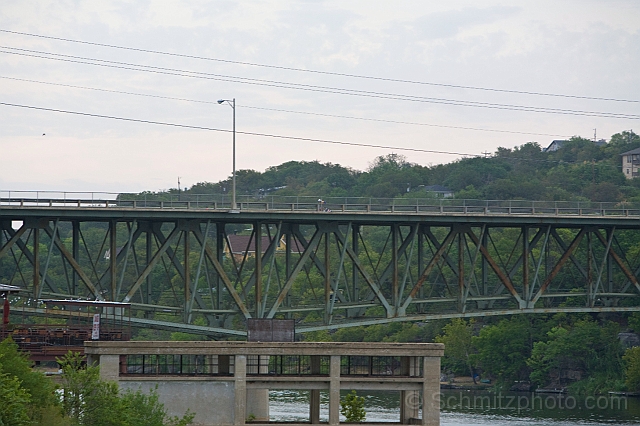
[2,196,640,337]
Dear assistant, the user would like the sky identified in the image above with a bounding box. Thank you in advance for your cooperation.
[1,0,639,194]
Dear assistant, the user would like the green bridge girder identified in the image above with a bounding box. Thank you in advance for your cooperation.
[2,202,640,336]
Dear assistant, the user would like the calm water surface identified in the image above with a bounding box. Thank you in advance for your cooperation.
[269,389,640,425]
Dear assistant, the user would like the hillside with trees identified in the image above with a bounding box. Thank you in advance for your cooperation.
[157,130,640,203]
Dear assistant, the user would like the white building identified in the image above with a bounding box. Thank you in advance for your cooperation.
[621,147,640,179]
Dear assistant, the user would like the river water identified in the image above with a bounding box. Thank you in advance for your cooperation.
[269,389,640,425]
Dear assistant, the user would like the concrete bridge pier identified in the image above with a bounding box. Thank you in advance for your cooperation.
[246,355,270,422]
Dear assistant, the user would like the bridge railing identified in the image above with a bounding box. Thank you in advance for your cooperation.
[3,190,640,216]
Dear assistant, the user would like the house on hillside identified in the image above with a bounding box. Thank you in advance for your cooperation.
[543,138,607,152]
[543,140,568,152]
[422,185,454,198]
[621,147,640,179]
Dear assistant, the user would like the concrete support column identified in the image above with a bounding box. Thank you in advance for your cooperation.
[98,354,120,382]
[310,356,321,424]
[422,356,440,426]
[329,355,341,425]
[246,356,269,422]
[401,357,419,424]
[234,355,247,425]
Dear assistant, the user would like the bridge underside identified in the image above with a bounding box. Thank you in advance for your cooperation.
[2,208,640,336]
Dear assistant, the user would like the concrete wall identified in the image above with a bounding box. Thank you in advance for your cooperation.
[119,380,235,426]
[86,341,445,426]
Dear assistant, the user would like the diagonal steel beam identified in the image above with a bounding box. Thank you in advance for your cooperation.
[593,229,640,293]
[292,225,349,305]
[0,223,28,259]
[532,228,587,304]
[150,223,211,312]
[43,224,98,299]
[239,223,283,302]
[425,228,460,279]
[192,227,250,318]
[466,228,525,306]
[400,227,458,314]
[8,225,60,295]
[123,226,181,303]
[551,228,589,280]
[334,227,394,317]
[267,228,323,318]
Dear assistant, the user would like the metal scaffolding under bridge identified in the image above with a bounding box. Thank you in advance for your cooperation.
[2,196,640,337]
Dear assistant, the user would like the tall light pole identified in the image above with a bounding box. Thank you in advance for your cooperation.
[217,98,236,210]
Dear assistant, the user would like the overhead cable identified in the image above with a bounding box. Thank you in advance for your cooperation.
[0,101,586,164]
[1,28,637,103]
[1,47,637,119]
[0,101,480,156]
[0,75,573,138]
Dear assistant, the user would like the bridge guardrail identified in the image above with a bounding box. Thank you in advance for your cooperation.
[3,190,640,217]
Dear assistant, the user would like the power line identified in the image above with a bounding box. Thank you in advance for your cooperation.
[1,28,637,104]
[0,75,573,138]
[0,100,587,165]
[0,101,480,157]
[2,47,638,120]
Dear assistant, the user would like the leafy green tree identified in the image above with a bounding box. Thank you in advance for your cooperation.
[0,337,58,422]
[472,317,532,384]
[58,352,193,426]
[527,320,623,392]
[436,319,477,383]
[340,390,366,422]
[0,373,31,426]
[623,347,640,392]
[59,352,123,426]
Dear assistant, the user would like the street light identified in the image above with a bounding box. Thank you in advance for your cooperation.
[217,98,236,210]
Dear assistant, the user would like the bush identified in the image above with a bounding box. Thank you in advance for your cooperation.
[57,351,194,426]
[340,390,366,422]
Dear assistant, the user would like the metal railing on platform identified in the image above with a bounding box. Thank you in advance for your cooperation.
[2,190,640,217]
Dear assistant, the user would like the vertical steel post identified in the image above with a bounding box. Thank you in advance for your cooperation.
[392,224,399,311]
[523,226,529,306]
[458,231,464,312]
[352,225,359,304]
[33,227,40,300]
[72,221,79,296]
[255,222,262,318]
[417,225,424,312]
[607,228,613,294]
[482,228,488,300]
[324,231,330,324]
[184,230,190,322]
[110,220,117,301]
[146,229,152,307]
[217,223,224,311]
[285,230,292,317]
[587,232,593,307]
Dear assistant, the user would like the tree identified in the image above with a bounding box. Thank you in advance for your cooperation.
[0,337,58,422]
[340,390,366,422]
[623,347,640,392]
[435,319,477,383]
[472,317,532,384]
[58,352,194,426]
[0,373,31,426]
[527,320,623,392]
